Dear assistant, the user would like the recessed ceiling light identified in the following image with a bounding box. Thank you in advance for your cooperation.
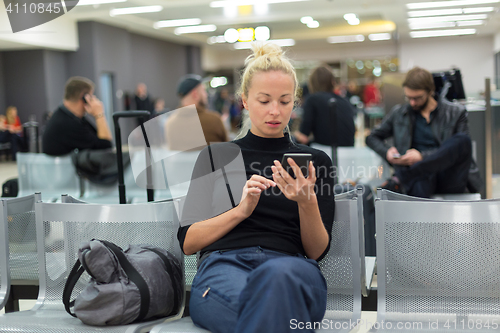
[343,13,357,21]
[255,26,271,41]
[368,33,391,41]
[224,28,239,43]
[410,28,476,38]
[408,14,488,23]
[408,9,463,17]
[174,25,217,35]
[77,0,126,5]
[300,16,314,24]
[233,39,295,49]
[307,20,320,28]
[347,18,360,25]
[210,0,309,8]
[154,18,202,29]
[456,20,484,26]
[463,6,495,13]
[327,35,365,43]
[110,6,162,16]
[409,21,456,29]
[406,0,499,10]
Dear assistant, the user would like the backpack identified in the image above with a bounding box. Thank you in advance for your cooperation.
[1,178,18,197]
[71,149,131,185]
[63,239,182,326]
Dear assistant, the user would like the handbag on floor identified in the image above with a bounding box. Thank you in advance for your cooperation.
[63,239,182,326]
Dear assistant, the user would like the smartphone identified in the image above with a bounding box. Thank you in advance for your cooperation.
[82,94,88,104]
[281,153,312,178]
[392,153,401,159]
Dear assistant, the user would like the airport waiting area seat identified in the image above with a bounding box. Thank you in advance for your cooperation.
[0,193,41,312]
[310,144,391,189]
[377,188,482,201]
[0,199,184,333]
[369,198,500,332]
[0,196,12,311]
[151,189,365,333]
[16,153,80,202]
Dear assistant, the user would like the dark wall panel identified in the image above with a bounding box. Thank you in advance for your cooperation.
[0,53,5,113]
[3,50,47,123]
[44,50,68,114]
[66,21,96,82]
[130,33,189,111]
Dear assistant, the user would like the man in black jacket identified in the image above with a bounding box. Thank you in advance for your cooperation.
[366,67,479,198]
[43,76,112,156]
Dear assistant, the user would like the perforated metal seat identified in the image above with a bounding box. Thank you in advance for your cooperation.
[17,153,80,202]
[377,189,484,202]
[370,199,500,332]
[310,145,391,189]
[0,196,12,310]
[0,200,184,333]
[151,190,364,333]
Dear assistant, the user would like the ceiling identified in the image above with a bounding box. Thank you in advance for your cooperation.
[64,0,500,51]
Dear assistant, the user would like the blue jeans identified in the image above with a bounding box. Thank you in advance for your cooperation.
[396,133,472,198]
[189,247,327,333]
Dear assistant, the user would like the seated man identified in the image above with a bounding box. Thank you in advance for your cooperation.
[366,67,480,198]
[165,74,228,151]
[43,76,112,156]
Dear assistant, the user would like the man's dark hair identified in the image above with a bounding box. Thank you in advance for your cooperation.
[64,76,94,102]
[403,67,435,93]
[309,65,335,94]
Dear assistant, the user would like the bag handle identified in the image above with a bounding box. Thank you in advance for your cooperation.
[62,257,86,317]
[145,248,181,316]
[62,240,151,323]
[100,240,151,322]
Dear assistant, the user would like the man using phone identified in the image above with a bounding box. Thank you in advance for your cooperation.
[43,76,112,156]
[366,67,480,198]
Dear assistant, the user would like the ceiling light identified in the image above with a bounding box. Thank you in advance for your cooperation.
[174,25,217,35]
[408,14,488,23]
[210,77,228,88]
[406,0,499,10]
[77,0,126,5]
[110,5,162,16]
[154,18,201,29]
[207,36,227,44]
[409,21,456,29]
[238,28,255,42]
[210,0,309,7]
[224,28,239,43]
[407,9,463,17]
[327,35,365,43]
[368,33,391,41]
[300,16,313,24]
[343,13,357,21]
[307,20,320,28]
[410,28,476,38]
[255,26,271,41]
[456,19,484,26]
[347,18,360,25]
[463,6,495,13]
[233,39,295,49]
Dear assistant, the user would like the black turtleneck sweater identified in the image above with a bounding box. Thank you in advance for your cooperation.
[177,131,335,260]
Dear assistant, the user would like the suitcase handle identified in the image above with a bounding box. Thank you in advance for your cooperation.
[112,111,151,204]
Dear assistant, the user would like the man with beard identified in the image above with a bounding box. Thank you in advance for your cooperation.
[366,67,477,198]
[165,74,228,151]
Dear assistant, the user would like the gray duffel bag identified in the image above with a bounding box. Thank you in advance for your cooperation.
[63,239,182,326]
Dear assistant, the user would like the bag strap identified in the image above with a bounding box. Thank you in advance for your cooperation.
[208,145,236,208]
[145,248,180,316]
[62,258,86,317]
[100,240,151,322]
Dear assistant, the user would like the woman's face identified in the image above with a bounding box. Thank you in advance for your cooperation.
[6,107,17,119]
[242,70,295,138]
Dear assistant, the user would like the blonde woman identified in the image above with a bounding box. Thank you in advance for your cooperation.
[0,106,23,160]
[178,43,335,333]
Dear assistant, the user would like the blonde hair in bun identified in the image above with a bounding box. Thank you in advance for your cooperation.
[235,42,298,140]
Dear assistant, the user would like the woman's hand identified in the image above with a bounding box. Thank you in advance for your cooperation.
[237,175,276,219]
[272,158,316,204]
